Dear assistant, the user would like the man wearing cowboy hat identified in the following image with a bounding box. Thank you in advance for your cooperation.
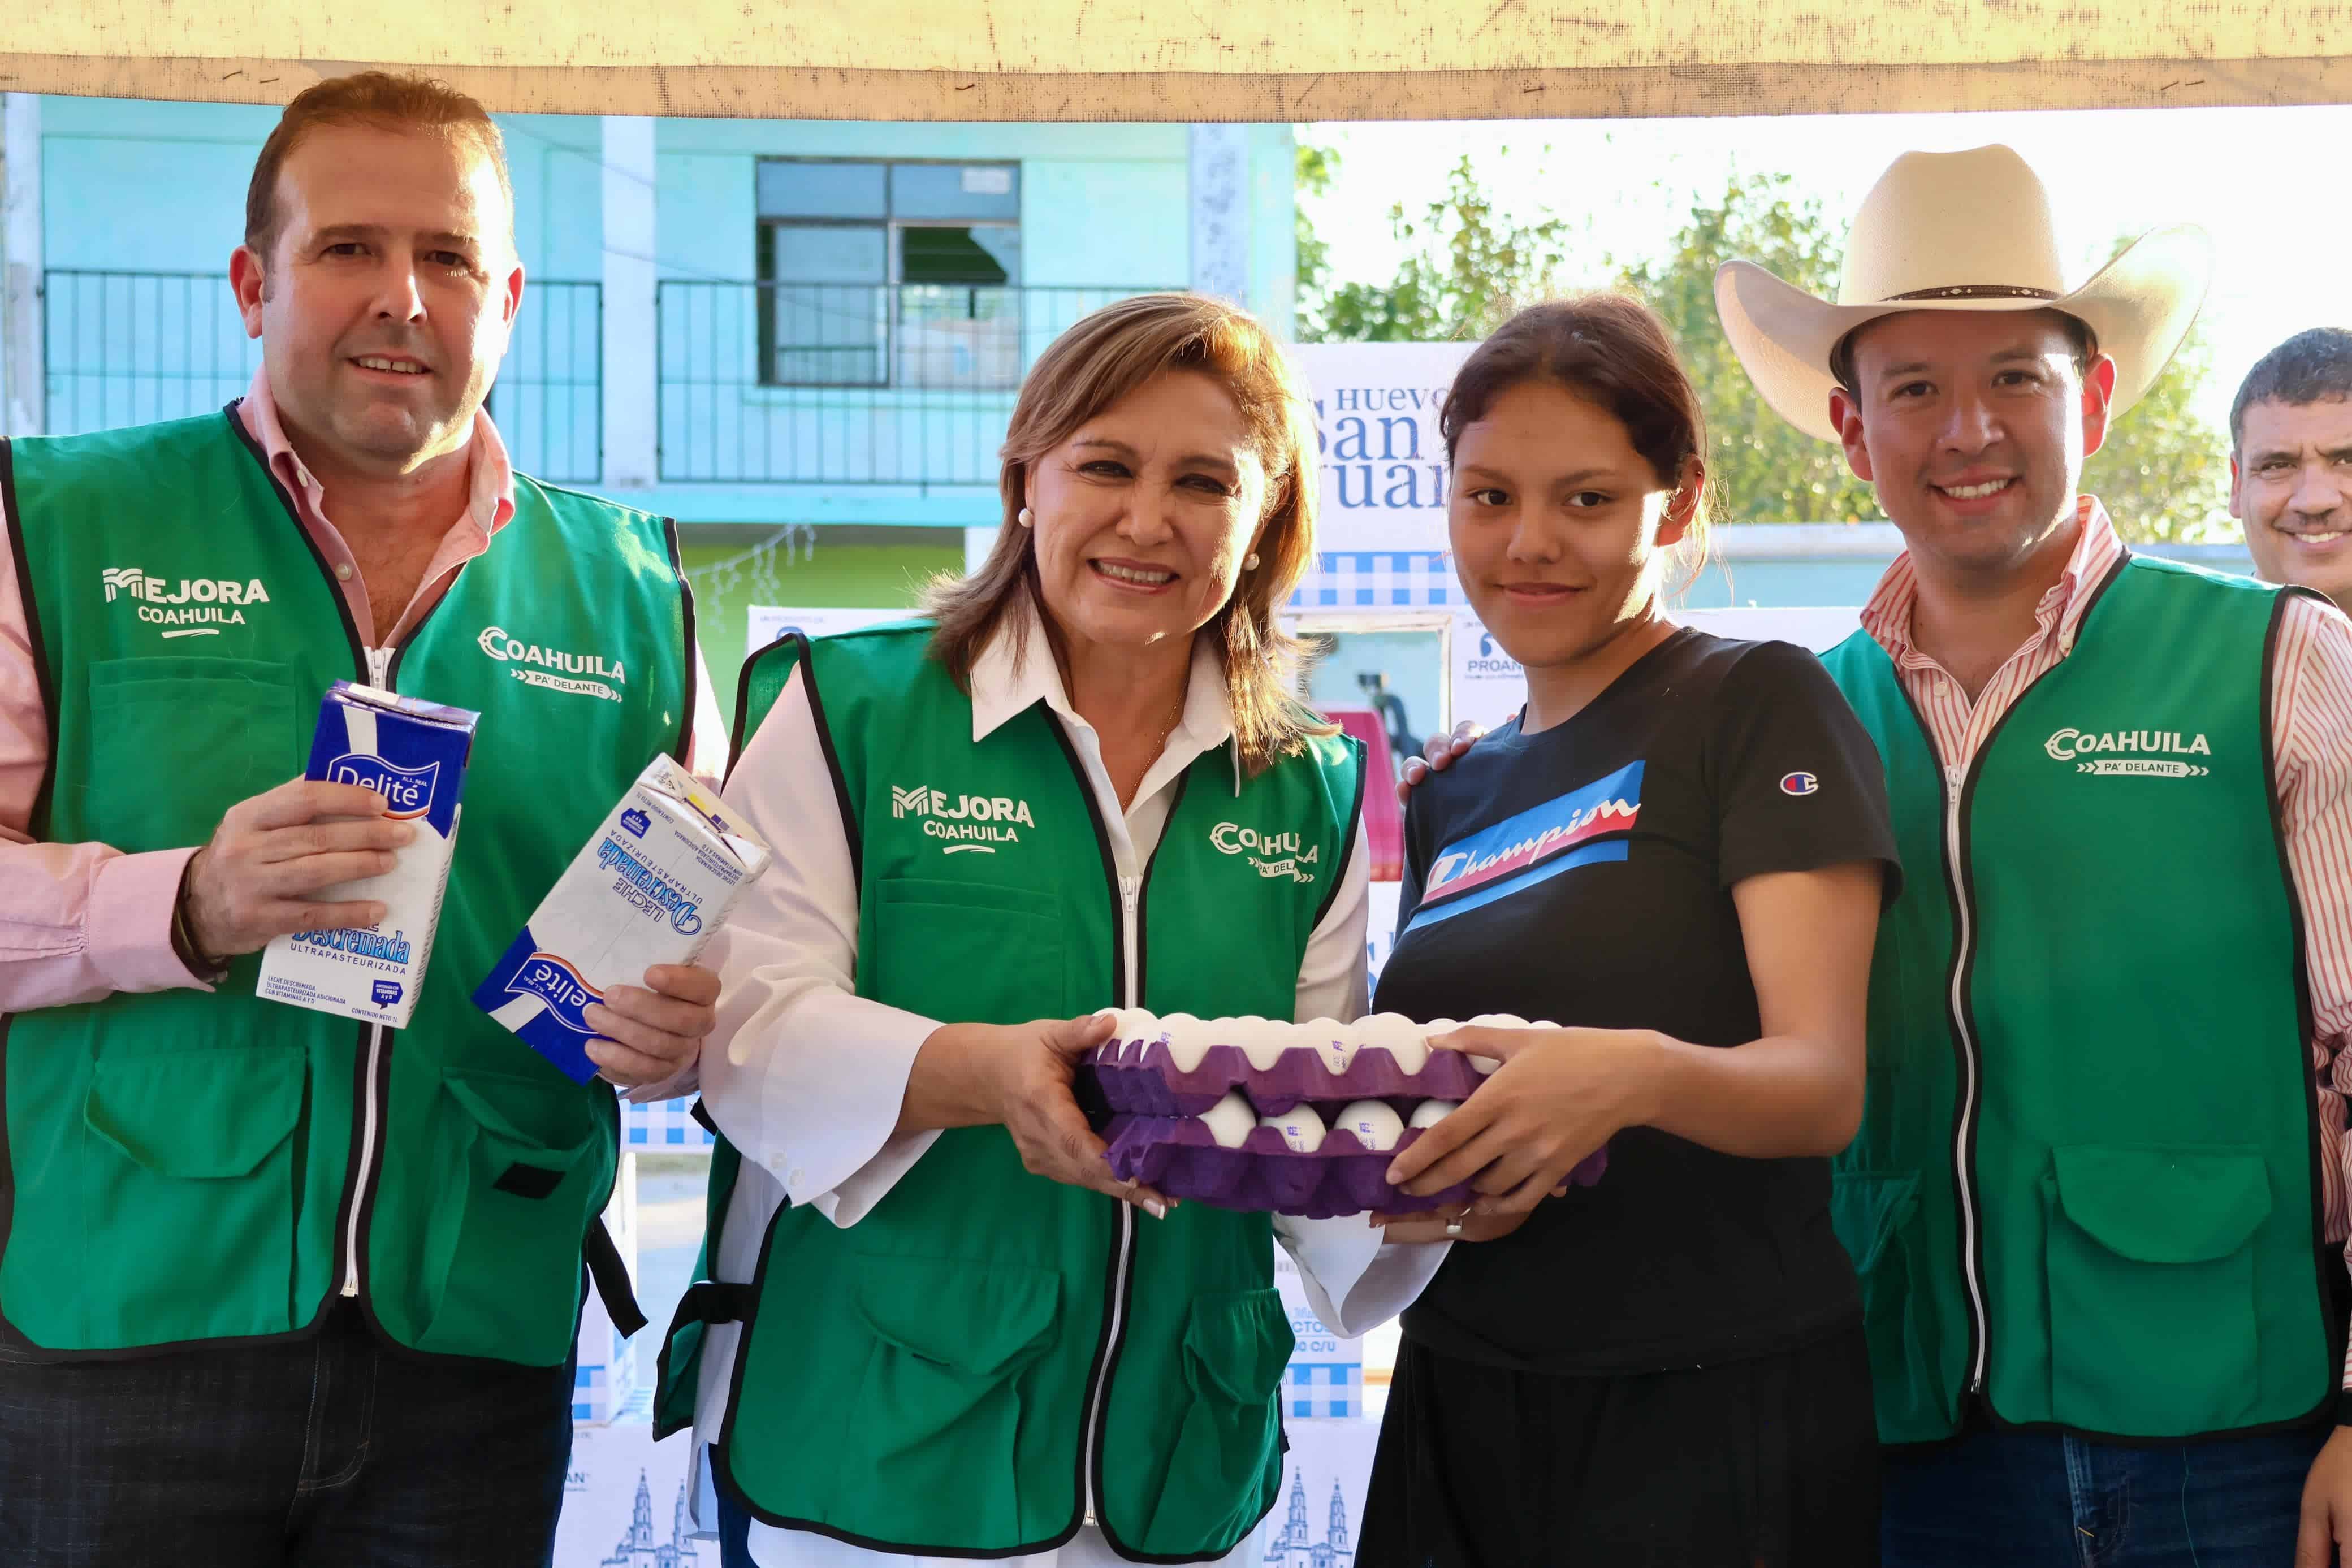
[1714,144,2352,1566]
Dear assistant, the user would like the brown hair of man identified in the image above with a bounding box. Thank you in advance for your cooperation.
[243,71,514,263]
[926,292,1328,777]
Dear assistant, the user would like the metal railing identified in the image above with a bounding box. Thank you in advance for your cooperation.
[656,281,1170,484]
[40,271,603,484]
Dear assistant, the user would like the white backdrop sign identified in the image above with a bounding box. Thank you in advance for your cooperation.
[746,605,909,653]
[1287,343,1475,555]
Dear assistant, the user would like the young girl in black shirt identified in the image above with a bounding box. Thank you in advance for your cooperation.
[1360,296,1898,1566]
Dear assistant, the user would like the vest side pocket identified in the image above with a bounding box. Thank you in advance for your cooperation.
[2043,1144,2270,1434]
[1829,1169,1935,1436]
[1138,1285,1294,1554]
[826,1257,1061,1545]
[413,1068,607,1364]
[79,1045,305,1346]
[83,658,300,853]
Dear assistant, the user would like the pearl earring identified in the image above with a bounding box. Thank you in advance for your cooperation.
[1017,508,1034,527]
[1243,551,1261,570]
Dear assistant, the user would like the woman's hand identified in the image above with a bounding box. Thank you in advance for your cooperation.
[1383,1025,1661,1214]
[904,1012,1174,1218]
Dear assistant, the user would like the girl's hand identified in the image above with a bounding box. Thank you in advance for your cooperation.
[1382,1025,1659,1213]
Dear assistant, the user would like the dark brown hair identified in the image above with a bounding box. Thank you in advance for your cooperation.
[1440,293,1711,564]
[924,292,1326,776]
[2231,327,2352,452]
[245,72,513,261]
[1829,308,2099,396]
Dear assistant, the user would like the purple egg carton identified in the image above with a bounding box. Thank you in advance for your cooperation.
[1103,1115,1609,1220]
[1085,1035,1488,1118]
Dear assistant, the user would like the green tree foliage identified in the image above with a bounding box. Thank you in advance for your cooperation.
[1296,147,1574,345]
[1298,149,2230,537]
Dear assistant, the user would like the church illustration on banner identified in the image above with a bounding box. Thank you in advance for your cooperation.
[602,1470,701,1567]
[1263,1468,1352,1568]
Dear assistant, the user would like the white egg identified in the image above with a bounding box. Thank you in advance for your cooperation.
[1156,1012,1209,1071]
[1230,1015,1293,1071]
[1198,1091,1257,1149]
[1408,1099,1460,1129]
[1332,1100,1404,1153]
[1294,1018,1354,1076]
[1259,1103,1328,1153]
[1356,1013,1429,1073]
[1463,1013,1525,1073]
[1116,1007,1158,1049]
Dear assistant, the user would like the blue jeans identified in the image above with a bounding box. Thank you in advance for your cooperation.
[0,1298,576,1567]
[1882,1419,2330,1567]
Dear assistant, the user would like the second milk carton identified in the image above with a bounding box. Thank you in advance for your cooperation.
[474,756,771,1082]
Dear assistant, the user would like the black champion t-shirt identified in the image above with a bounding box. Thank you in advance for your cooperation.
[1374,627,1902,1375]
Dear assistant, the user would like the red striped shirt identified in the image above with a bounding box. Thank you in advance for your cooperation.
[1860,497,2352,1386]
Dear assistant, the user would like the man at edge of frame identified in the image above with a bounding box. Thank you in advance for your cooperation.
[0,71,727,1567]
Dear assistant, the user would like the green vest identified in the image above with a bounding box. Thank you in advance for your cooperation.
[0,406,692,1366]
[1824,553,2332,1443]
[665,623,1362,1561]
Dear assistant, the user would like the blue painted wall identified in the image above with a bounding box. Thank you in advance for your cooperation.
[34,100,1298,527]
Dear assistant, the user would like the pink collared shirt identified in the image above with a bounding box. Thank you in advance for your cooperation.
[1861,496,2352,1385]
[0,368,722,1012]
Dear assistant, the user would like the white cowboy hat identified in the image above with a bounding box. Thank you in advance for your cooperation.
[1714,144,2213,443]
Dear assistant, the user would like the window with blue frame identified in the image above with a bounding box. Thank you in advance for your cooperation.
[755,159,1022,390]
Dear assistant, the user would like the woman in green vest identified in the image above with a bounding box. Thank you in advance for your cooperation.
[1369,296,1900,1565]
[665,293,1448,1567]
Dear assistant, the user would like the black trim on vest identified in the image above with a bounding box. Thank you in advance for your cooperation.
[223,404,370,674]
[731,631,862,891]
[662,517,697,767]
[583,1216,648,1336]
[690,1097,719,1136]
[1311,744,1369,932]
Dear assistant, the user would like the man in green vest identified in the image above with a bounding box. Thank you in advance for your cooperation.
[1711,144,2352,1565]
[0,72,723,1566]
[2231,328,2352,614]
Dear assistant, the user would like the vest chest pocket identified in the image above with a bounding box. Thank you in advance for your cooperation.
[1139,1285,1294,1554]
[80,1046,306,1345]
[871,879,1067,1025]
[413,1069,609,1365]
[831,1257,1062,1546]
[2044,1145,2271,1434]
[83,659,301,852]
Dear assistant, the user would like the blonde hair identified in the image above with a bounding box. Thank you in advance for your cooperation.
[925,292,1327,776]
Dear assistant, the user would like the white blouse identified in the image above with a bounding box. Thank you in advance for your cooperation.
[689,607,1446,1566]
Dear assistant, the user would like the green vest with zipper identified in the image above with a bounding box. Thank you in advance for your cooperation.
[663,623,1363,1561]
[1823,552,2332,1443]
[0,406,691,1366]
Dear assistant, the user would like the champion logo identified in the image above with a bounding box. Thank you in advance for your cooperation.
[1780,772,1820,797]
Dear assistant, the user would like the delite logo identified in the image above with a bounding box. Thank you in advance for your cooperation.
[891,783,1035,854]
[325,754,440,819]
[2043,727,2212,778]
[477,626,627,703]
[1210,821,1320,884]
[505,953,604,1036]
[101,564,270,638]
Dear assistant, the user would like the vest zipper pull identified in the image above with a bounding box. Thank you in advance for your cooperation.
[367,645,393,689]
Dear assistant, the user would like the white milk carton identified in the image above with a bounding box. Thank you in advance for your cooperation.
[257,683,478,1029]
[474,757,771,1082]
